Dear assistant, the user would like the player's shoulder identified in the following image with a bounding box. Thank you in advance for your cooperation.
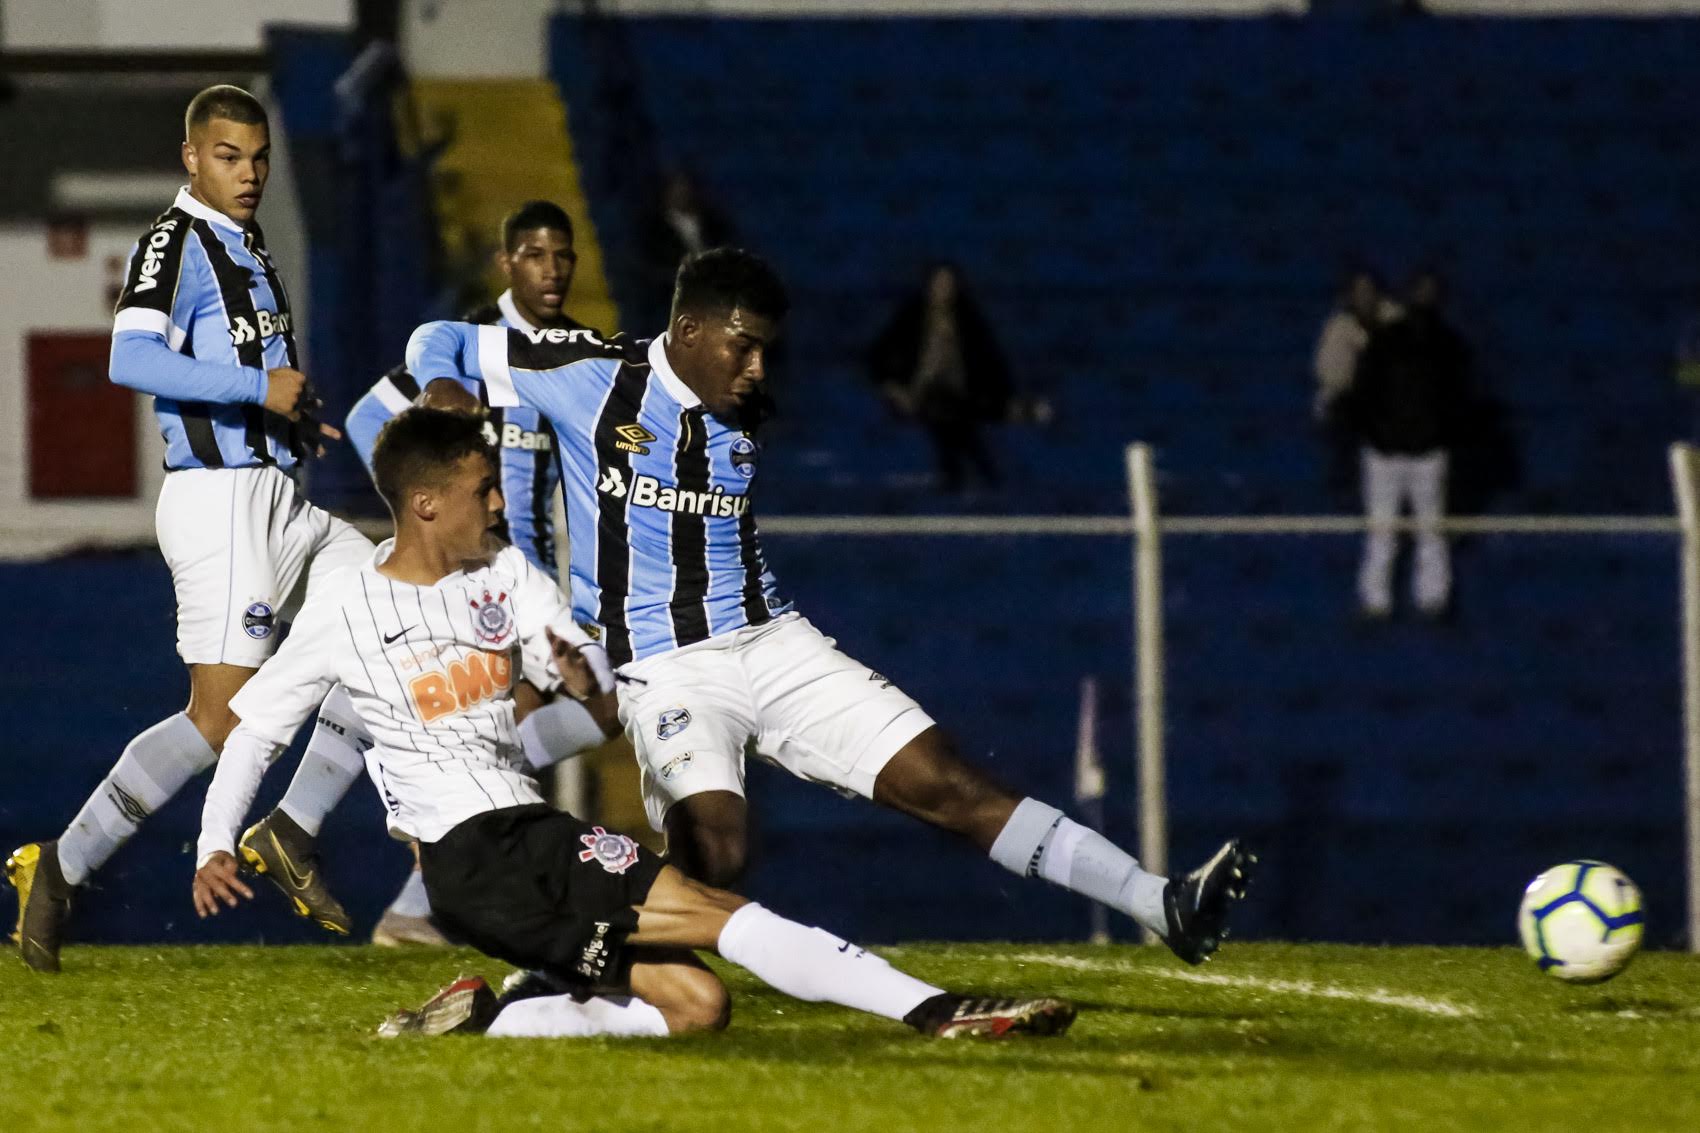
[460,302,504,325]
[485,543,540,583]
[506,324,646,372]
[116,206,199,310]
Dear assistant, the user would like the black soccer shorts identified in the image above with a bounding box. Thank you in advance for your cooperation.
[420,804,667,988]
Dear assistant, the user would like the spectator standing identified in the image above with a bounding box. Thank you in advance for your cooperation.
[638,171,737,329]
[1347,271,1470,619]
[866,263,1039,493]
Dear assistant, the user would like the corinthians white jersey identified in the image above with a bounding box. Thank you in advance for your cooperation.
[210,541,601,848]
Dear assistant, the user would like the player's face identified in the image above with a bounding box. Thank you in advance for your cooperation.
[501,227,577,326]
[435,451,505,566]
[673,306,780,418]
[182,118,270,224]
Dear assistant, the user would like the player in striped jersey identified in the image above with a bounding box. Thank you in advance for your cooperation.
[5,86,372,972]
[192,409,1074,1040]
[407,248,1254,961]
[242,202,614,947]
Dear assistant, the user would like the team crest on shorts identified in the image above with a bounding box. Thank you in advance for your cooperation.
[242,602,274,640]
[578,827,640,874]
[469,588,511,643]
[657,707,692,740]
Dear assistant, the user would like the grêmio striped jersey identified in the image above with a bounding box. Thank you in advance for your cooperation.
[345,291,566,578]
[110,187,302,470]
[406,321,790,667]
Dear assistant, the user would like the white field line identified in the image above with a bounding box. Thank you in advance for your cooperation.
[1008,952,1479,1019]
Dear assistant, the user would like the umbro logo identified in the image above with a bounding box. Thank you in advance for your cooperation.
[614,423,655,455]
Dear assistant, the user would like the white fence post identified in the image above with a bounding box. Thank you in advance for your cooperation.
[1668,443,1700,953]
[1127,442,1167,944]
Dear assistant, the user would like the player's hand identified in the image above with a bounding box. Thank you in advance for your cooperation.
[545,627,600,701]
[193,851,254,918]
[420,378,482,415]
[264,367,311,419]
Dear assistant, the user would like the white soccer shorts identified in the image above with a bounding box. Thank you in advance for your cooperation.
[155,466,372,667]
[616,613,936,831]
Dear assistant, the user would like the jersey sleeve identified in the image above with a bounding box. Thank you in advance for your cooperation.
[406,320,634,414]
[506,549,613,695]
[110,213,268,405]
[345,366,421,473]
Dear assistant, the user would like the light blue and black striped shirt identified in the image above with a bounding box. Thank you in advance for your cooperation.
[406,321,789,667]
[110,187,301,471]
[346,291,563,578]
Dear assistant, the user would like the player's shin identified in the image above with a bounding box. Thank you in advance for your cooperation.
[485,993,671,1038]
[275,686,369,837]
[57,713,217,886]
[714,903,940,1022]
[988,798,1168,937]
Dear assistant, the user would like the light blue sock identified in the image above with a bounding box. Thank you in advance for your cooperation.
[387,868,432,918]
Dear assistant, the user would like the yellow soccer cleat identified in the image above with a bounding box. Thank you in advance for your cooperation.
[237,812,352,936]
[5,841,73,973]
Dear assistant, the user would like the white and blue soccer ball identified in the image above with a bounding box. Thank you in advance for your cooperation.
[1517,861,1644,983]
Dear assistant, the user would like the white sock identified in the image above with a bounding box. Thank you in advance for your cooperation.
[988,797,1169,937]
[386,868,432,919]
[519,698,607,771]
[58,712,216,886]
[715,903,940,1022]
[486,993,670,1038]
[277,685,372,837]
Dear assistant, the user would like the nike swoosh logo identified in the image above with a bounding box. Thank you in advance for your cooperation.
[383,627,415,644]
[271,833,314,890]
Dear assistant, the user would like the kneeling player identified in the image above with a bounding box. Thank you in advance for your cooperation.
[191,408,1073,1040]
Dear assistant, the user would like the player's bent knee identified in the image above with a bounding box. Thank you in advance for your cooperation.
[669,969,732,1034]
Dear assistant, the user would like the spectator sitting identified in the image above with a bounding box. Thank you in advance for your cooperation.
[866,263,1045,493]
[1346,270,1471,620]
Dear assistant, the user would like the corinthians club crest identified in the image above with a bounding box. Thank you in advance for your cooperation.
[579,826,640,874]
[469,587,512,644]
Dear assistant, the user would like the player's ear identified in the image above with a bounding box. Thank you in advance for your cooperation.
[410,487,436,522]
[181,140,197,177]
[673,313,699,348]
[494,246,513,282]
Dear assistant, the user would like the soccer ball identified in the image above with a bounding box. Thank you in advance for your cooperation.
[1517,861,1644,983]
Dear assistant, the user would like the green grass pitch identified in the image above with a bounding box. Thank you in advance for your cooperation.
[3,942,1697,1132]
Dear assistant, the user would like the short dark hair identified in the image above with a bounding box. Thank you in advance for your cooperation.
[502,200,574,252]
[671,247,789,323]
[185,85,269,138]
[371,408,493,514]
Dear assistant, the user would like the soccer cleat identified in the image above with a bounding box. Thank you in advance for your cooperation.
[237,811,351,936]
[5,841,73,974]
[371,911,452,948]
[906,994,1077,1039]
[1162,838,1256,966]
[497,968,574,1008]
[377,975,500,1038]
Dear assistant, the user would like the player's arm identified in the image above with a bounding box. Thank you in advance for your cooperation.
[509,551,620,752]
[109,222,312,419]
[192,607,339,916]
[405,319,633,412]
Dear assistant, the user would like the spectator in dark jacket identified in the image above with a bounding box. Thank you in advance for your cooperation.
[866,264,1037,493]
[637,171,737,331]
[1347,271,1470,618]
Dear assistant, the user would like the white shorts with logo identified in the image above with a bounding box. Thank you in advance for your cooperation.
[616,613,935,832]
[155,466,372,667]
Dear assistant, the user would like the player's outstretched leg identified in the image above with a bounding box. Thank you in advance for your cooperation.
[632,868,1076,1039]
[870,727,1255,963]
[8,707,221,971]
